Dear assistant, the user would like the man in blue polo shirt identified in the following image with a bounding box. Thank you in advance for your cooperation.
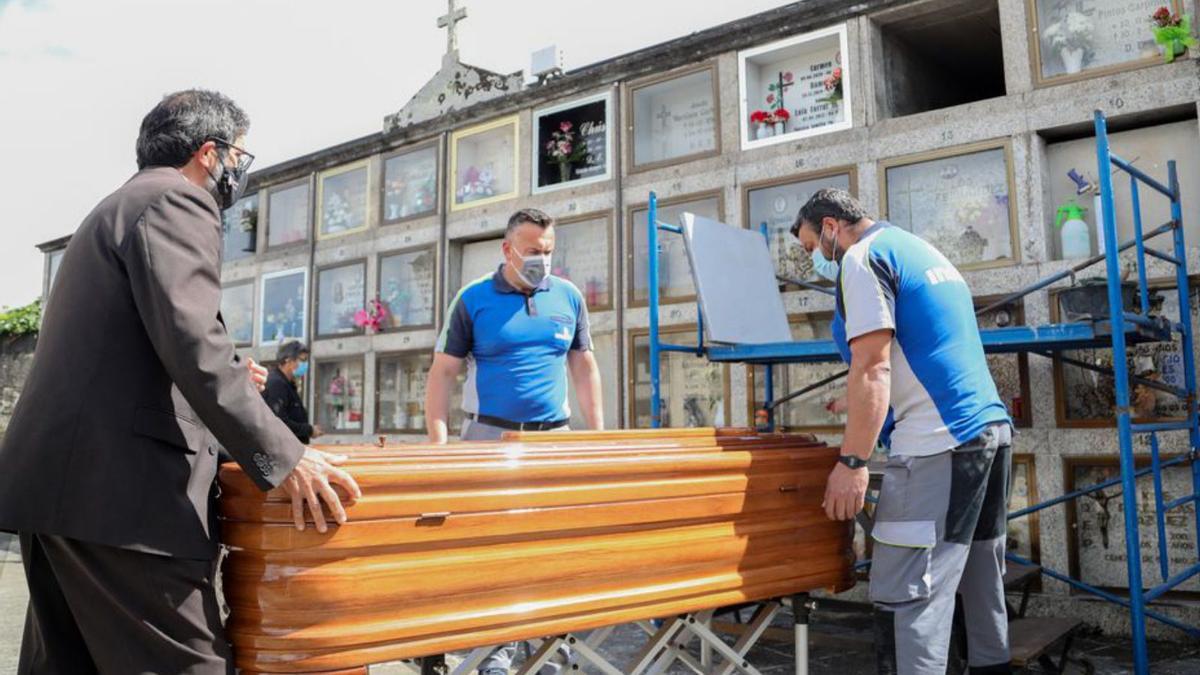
[791,189,1012,675]
[425,207,603,442]
[424,207,602,675]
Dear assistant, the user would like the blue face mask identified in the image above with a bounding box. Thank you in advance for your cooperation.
[294,360,309,378]
[810,246,839,282]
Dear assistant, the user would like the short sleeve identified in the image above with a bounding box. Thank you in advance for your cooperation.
[436,293,473,358]
[571,295,592,352]
[840,248,897,342]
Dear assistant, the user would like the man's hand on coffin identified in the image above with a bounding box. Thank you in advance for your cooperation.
[281,447,363,532]
[246,358,268,393]
[823,462,869,521]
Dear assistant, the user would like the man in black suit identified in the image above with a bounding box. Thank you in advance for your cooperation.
[262,340,323,444]
[0,89,361,674]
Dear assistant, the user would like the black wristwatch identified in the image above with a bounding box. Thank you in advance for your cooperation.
[838,454,869,470]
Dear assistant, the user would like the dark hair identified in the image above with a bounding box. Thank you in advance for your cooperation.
[135,89,249,170]
[791,188,869,237]
[276,340,308,363]
[505,208,554,236]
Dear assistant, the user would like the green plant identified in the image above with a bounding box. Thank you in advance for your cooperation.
[0,299,41,337]
[1151,8,1198,63]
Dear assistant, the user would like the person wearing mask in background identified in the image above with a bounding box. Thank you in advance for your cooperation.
[0,89,360,674]
[263,340,323,444]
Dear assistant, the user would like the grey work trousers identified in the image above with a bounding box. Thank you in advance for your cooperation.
[869,423,1013,675]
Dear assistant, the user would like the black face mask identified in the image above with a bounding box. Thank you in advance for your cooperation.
[205,147,248,210]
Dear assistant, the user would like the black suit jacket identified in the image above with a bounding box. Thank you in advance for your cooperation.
[262,367,313,444]
[0,167,305,559]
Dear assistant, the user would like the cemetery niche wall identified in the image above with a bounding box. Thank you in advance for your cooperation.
[881,140,1019,271]
[533,92,612,193]
[628,64,720,171]
[738,25,852,150]
[259,268,308,346]
[221,280,255,348]
[266,179,311,249]
[451,116,519,210]
[382,142,439,224]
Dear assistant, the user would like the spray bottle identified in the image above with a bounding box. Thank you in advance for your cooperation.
[1055,201,1091,259]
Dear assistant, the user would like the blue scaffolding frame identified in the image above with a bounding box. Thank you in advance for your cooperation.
[645,111,1200,673]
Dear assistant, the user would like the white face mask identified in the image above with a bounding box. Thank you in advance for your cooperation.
[810,246,839,281]
[510,252,551,288]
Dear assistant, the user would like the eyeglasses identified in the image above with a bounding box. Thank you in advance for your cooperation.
[208,137,255,173]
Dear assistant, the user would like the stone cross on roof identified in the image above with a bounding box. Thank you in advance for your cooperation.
[437,0,467,56]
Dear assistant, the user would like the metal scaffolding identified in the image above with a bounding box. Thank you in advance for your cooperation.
[645,110,1199,674]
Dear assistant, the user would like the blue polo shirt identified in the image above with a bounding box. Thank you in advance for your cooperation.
[437,266,591,423]
[831,222,1009,456]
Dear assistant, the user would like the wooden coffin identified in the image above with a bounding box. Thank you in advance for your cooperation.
[218,428,855,673]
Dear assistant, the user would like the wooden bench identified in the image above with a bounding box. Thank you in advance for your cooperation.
[1008,616,1091,674]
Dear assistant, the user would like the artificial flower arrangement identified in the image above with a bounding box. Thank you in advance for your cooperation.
[323,190,356,232]
[821,67,844,104]
[456,165,496,203]
[1151,6,1198,63]
[545,120,589,182]
[353,297,389,334]
[1041,8,1094,74]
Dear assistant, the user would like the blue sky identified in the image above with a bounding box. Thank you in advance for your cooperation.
[0,0,791,308]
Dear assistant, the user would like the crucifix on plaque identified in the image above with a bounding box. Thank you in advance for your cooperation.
[768,71,794,112]
[655,104,672,157]
[437,0,468,55]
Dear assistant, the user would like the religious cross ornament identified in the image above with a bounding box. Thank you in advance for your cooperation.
[438,0,468,55]
[767,71,794,112]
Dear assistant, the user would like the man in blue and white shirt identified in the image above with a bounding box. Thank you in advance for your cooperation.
[792,189,1012,675]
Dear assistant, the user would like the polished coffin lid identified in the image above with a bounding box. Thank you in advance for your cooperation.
[218,428,855,673]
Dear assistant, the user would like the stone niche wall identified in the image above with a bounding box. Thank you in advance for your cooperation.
[0,335,37,438]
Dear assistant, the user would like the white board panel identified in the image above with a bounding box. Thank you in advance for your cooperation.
[680,212,791,345]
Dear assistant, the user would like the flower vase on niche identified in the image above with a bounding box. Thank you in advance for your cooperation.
[1151,7,1198,63]
[771,108,789,136]
[1042,9,1093,74]
[749,110,772,140]
[546,120,587,185]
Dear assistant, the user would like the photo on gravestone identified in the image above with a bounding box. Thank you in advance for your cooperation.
[1066,456,1199,597]
[1053,281,1196,425]
[631,328,727,429]
[220,280,255,347]
[383,144,438,223]
[267,180,311,248]
[976,298,1032,427]
[378,247,435,330]
[629,195,721,305]
[631,66,718,168]
[883,143,1017,270]
[739,26,849,148]
[452,117,518,208]
[1031,0,1176,83]
[259,268,307,345]
[316,261,366,338]
[377,352,433,434]
[319,163,369,238]
[551,214,611,309]
[316,358,365,433]
[745,171,853,285]
[567,332,619,431]
[221,193,258,263]
[750,314,845,431]
[535,95,610,190]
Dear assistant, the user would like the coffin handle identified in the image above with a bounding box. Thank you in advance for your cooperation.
[417,512,451,526]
